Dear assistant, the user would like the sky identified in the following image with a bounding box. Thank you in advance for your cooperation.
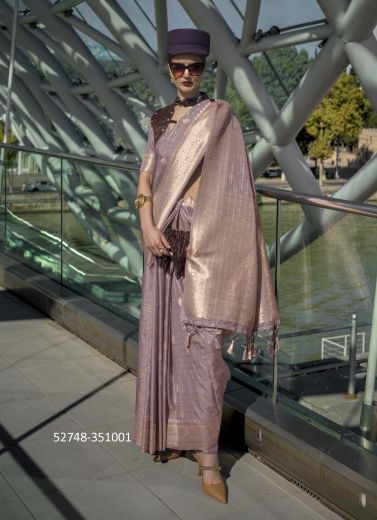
[72,0,325,58]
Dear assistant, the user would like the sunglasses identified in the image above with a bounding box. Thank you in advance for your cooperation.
[169,62,204,78]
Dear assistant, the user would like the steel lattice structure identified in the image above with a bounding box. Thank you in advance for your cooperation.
[1,0,377,281]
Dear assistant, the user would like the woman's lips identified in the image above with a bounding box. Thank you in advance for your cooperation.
[182,82,192,86]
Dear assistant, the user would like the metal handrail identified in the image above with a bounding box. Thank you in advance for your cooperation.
[2,142,376,219]
[256,184,377,219]
[0,143,139,172]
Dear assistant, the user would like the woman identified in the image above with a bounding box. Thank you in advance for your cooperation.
[133,28,279,504]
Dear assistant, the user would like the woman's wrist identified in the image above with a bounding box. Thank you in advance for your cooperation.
[140,219,155,232]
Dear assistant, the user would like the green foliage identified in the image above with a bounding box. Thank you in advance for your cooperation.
[0,122,17,145]
[0,122,18,167]
[223,47,313,131]
[252,47,313,109]
[308,135,333,161]
[306,72,371,160]
[364,108,377,128]
[224,79,255,130]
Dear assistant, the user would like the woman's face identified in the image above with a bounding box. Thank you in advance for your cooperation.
[168,53,205,99]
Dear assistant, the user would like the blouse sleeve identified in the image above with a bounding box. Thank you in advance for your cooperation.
[140,122,156,176]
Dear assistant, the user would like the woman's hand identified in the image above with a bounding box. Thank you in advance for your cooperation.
[142,224,172,257]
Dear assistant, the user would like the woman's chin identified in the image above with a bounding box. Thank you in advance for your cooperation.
[178,85,199,98]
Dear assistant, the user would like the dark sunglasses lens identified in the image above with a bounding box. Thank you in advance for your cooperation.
[170,62,204,77]
[189,63,204,76]
[170,63,185,76]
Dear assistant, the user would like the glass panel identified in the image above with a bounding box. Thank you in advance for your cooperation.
[225,191,377,451]
[115,0,156,43]
[0,148,6,250]
[213,0,244,38]
[258,0,325,29]
[73,3,119,42]
[61,158,142,320]
[3,150,62,280]
[276,201,377,448]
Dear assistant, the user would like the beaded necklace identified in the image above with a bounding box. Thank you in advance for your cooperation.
[174,91,209,107]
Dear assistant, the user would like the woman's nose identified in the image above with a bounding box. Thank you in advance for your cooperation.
[183,67,191,78]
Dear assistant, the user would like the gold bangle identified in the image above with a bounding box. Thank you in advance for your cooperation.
[135,193,153,209]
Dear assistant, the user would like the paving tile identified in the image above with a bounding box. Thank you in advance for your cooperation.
[0,396,82,443]
[0,335,101,368]
[15,355,125,395]
[0,353,11,369]
[0,499,35,519]
[23,472,180,520]
[0,320,53,346]
[47,382,136,429]
[0,433,126,499]
[0,316,74,345]
[0,366,45,405]
[0,472,19,505]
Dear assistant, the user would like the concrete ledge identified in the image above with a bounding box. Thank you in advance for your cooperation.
[223,388,377,520]
[1,252,376,519]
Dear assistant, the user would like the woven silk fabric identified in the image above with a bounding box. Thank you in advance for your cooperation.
[143,98,279,347]
[134,198,231,454]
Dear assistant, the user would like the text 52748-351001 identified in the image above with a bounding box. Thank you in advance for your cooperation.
[53,432,131,443]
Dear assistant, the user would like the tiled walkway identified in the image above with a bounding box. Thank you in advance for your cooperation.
[0,287,342,519]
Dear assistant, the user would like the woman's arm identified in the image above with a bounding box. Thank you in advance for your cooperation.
[137,171,154,230]
[137,171,172,258]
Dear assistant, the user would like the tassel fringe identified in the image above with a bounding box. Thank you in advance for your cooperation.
[226,334,237,355]
[242,332,257,361]
[241,323,280,362]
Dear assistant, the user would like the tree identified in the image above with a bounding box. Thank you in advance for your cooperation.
[364,108,377,128]
[0,122,17,144]
[252,47,313,109]
[307,72,371,145]
[305,71,371,182]
[0,122,18,168]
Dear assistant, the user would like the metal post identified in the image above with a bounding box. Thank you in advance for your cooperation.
[60,157,63,286]
[2,0,18,146]
[346,313,358,399]
[0,0,19,200]
[335,136,340,180]
[272,198,281,405]
[360,279,377,435]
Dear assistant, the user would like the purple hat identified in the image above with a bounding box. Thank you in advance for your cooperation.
[166,28,210,57]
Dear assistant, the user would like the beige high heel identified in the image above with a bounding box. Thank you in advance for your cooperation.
[199,464,227,504]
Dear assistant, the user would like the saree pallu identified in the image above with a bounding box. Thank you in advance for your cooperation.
[134,197,231,454]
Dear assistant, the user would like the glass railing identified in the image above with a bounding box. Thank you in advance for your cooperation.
[226,184,377,453]
[1,143,376,453]
[0,144,141,322]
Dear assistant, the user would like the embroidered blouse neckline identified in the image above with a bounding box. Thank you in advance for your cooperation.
[166,99,209,133]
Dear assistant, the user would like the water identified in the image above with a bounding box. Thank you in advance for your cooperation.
[7,202,377,327]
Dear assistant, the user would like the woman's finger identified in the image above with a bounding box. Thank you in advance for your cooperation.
[160,234,171,251]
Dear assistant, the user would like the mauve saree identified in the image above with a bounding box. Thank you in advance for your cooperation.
[133,98,279,454]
